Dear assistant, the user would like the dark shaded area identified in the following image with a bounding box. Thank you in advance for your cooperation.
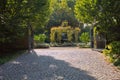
[0,36,28,56]
[107,25,120,43]
[0,50,96,80]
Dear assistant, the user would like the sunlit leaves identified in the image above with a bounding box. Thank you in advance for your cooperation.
[74,0,97,23]
[80,32,90,44]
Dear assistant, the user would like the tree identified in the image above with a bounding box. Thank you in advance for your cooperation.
[74,0,97,24]
[74,0,120,43]
[0,0,52,53]
[95,0,120,42]
[47,0,79,29]
[0,0,52,44]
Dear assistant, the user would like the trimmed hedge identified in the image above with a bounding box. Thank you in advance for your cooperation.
[34,43,50,48]
[50,43,76,47]
[34,34,46,43]
[103,41,120,66]
[77,43,90,48]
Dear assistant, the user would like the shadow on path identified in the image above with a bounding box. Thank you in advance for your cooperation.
[0,50,96,80]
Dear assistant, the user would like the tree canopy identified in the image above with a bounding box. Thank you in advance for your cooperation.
[47,0,79,29]
[74,0,120,43]
[0,0,52,44]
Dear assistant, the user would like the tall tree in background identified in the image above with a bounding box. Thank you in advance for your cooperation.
[95,0,120,42]
[47,0,79,29]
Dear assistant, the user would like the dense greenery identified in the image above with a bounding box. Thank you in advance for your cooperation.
[75,0,120,66]
[80,32,90,44]
[50,21,80,43]
[103,41,120,66]
[46,0,79,35]
[34,34,46,43]
[34,34,50,48]
[0,0,52,53]
[0,0,51,42]
[74,0,120,43]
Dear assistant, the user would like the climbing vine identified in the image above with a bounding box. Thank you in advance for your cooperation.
[50,21,80,43]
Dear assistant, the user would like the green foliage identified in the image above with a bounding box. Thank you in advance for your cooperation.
[34,34,46,43]
[80,32,90,44]
[74,0,120,43]
[50,21,80,43]
[103,41,120,66]
[0,0,52,44]
[47,0,79,29]
[74,0,120,25]
[74,0,97,23]
[0,0,52,54]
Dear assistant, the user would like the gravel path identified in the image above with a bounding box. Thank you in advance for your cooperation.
[0,47,120,80]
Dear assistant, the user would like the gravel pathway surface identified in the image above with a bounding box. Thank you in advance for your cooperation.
[0,47,120,80]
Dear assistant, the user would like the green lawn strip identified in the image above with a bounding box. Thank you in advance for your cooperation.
[0,50,26,65]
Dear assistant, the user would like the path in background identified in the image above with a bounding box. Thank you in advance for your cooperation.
[0,47,120,80]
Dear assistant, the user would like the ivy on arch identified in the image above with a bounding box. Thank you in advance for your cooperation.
[50,21,80,43]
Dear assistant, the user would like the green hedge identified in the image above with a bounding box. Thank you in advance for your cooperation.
[50,43,76,47]
[103,41,120,66]
[34,43,50,48]
[34,34,46,43]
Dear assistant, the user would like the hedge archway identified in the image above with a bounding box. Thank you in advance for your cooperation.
[50,21,80,43]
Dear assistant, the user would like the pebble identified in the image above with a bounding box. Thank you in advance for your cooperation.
[0,47,120,80]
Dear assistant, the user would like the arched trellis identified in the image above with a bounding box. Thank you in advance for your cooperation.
[50,26,80,43]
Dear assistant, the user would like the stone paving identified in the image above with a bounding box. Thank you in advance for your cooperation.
[0,47,120,80]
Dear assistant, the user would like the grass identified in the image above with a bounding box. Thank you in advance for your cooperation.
[0,50,26,65]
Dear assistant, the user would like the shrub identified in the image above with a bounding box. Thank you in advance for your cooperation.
[79,32,90,44]
[34,34,46,43]
[103,41,120,66]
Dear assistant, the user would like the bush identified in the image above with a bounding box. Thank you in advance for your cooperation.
[103,41,120,66]
[34,34,46,43]
[79,32,90,44]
